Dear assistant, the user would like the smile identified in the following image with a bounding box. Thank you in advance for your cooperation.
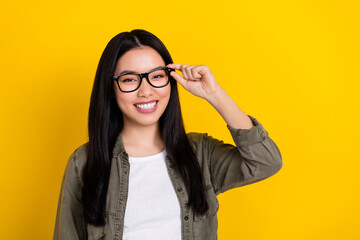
[134,100,158,113]
[135,101,157,109]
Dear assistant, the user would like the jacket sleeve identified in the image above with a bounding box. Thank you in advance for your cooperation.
[53,149,86,240]
[206,115,283,195]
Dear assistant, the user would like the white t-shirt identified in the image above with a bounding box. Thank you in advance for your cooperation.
[122,150,182,240]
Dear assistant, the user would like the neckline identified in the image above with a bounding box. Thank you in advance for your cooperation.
[128,149,166,161]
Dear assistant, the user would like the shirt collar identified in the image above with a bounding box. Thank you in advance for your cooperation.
[112,131,127,157]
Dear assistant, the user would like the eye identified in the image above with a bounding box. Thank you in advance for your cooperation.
[152,74,165,79]
[122,78,137,83]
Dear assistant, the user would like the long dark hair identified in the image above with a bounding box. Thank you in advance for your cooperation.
[82,29,208,226]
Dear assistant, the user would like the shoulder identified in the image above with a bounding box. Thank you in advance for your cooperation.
[72,142,89,168]
[186,132,208,145]
[64,142,89,185]
[186,131,224,148]
[186,131,219,153]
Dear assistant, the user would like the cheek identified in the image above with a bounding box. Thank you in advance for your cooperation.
[159,85,171,100]
[114,92,134,112]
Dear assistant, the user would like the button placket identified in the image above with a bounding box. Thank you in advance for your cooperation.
[113,153,130,240]
[165,156,192,239]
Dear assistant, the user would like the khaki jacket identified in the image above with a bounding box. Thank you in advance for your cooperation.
[53,115,282,240]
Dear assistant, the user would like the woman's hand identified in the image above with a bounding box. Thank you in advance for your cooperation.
[166,63,222,101]
[167,63,254,129]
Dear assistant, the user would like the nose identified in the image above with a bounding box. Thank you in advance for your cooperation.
[137,75,153,97]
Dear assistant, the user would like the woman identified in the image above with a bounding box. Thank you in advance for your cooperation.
[53,29,282,240]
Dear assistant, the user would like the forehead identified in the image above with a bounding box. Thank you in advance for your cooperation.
[115,46,165,73]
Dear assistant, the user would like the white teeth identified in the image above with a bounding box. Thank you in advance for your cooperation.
[135,101,157,110]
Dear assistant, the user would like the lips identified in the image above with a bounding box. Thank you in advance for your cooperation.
[134,100,158,113]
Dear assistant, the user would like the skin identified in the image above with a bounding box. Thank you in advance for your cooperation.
[113,46,170,157]
[113,46,254,157]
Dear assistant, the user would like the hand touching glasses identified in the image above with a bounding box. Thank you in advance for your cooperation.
[166,63,221,102]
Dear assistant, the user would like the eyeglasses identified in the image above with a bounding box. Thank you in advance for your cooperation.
[113,67,175,93]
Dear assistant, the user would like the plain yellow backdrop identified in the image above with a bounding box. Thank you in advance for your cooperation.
[1,0,359,239]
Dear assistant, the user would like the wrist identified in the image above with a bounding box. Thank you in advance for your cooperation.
[206,87,226,106]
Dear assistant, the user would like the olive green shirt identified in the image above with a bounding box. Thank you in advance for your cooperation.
[53,115,282,240]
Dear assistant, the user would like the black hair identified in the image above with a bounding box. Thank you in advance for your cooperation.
[82,29,208,226]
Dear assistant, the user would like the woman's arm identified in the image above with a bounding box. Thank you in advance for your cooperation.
[168,63,282,193]
[206,87,255,130]
[166,63,253,130]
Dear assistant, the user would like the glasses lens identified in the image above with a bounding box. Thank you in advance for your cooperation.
[118,74,141,92]
[148,69,169,87]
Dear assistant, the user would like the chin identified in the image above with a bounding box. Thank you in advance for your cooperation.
[135,119,160,127]
[131,113,162,126]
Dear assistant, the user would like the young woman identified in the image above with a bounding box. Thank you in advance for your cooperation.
[53,29,282,240]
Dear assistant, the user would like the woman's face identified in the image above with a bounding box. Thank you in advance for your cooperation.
[113,46,171,129]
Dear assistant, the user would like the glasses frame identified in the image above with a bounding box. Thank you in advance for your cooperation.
[113,67,175,93]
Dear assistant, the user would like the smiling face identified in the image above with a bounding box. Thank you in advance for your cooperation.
[113,46,171,129]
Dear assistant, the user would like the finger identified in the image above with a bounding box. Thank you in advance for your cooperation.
[195,65,210,76]
[180,64,190,80]
[170,71,187,87]
[184,65,191,80]
[167,63,192,79]
[190,66,202,80]
[166,63,183,70]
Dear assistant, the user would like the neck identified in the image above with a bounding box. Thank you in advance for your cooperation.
[121,120,165,157]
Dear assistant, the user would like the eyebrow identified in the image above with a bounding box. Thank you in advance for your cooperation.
[119,66,165,75]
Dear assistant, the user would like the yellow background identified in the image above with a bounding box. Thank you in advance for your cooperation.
[1,0,359,239]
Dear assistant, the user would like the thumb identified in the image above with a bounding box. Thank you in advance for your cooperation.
[170,71,187,87]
